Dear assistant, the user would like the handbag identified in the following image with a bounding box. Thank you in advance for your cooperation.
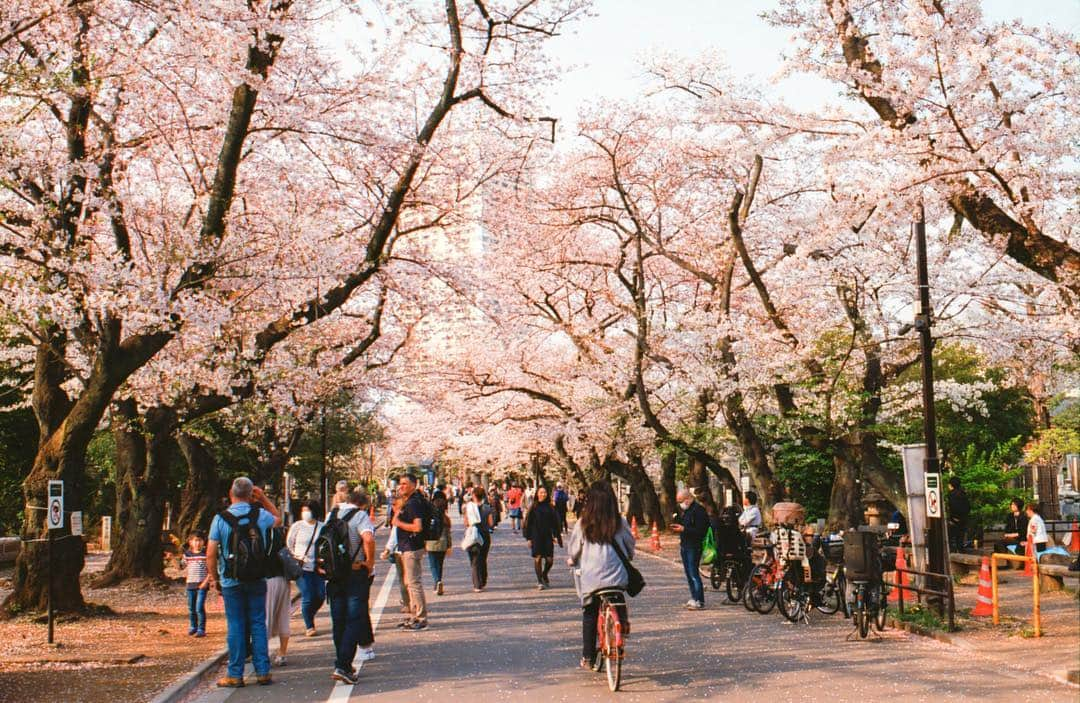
[280,527,316,581]
[610,539,645,597]
[701,527,717,565]
[461,524,485,551]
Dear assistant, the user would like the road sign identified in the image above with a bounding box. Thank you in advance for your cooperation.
[70,511,83,537]
[925,473,941,519]
[47,480,64,530]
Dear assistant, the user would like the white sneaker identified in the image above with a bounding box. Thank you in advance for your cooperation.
[689,600,705,610]
[356,647,375,662]
[684,599,697,609]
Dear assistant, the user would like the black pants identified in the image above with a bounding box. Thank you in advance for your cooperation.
[468,539,491,589]
[582,596,627,660]
[557,506,568,532]
[533,556,553,584]
[327,569,373,672]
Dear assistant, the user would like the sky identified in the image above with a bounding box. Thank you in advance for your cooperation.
[542,0,1080,121]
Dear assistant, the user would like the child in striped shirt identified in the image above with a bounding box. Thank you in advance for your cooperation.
[181,531,210,636]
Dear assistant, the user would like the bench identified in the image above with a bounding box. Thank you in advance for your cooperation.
[0,536,19,563]
[949,552,1078,591]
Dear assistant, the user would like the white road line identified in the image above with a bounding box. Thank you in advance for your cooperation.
[325,566,396,702]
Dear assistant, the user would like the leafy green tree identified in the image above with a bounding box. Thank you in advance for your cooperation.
[946,438,1027,530]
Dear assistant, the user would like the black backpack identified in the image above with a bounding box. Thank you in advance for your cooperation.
[423,501,445,542]
[315,507,361,584]
[219,505,270,582]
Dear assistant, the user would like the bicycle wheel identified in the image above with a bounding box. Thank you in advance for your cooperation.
[858,605,870,638]
[749,575,777,614]
[778,579,804,623]
[743,565,764,612]
[603,608,622,692]
[814,579,841,615]
[710,562,723,591]
[725,563,745,603]
[874,584,888,631]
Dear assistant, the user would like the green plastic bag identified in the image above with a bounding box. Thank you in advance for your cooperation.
[701,527,717,565]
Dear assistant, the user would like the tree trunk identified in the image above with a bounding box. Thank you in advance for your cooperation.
[176,433,222,538]
[554,435,590,491]
[688,455,717,516]
[97,402,177,586]
[722,391,781,505]
[658,450,677,523]
[605,455,664,528]
[827,443,862,531]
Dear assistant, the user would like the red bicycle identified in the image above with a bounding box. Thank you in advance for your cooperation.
[589,588,626,691]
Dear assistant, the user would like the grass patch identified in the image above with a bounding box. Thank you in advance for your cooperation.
[889,604,949,631]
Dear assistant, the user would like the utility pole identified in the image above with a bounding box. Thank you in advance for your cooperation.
[913,204,950,611]
[320,409,328,516]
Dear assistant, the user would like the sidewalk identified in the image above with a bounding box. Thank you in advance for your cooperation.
[943,566,1080,687]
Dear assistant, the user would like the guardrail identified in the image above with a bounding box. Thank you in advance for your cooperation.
[892,564,957,632]
[990,553,1041,637]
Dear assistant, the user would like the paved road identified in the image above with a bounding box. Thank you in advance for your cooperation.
[190,524,1077,703]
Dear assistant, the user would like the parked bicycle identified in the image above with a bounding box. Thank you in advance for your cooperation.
[843,530,890,639]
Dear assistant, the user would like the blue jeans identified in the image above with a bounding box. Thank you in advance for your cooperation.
[186,587,207,632]
[221,580,270,678]
[427,550,446,585]
[297,570,326,629]
[681,544,704,603]
[328,569,373,671]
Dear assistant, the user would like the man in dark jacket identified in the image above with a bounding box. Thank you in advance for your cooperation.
[671,488,709,609]
[947,477,970,552]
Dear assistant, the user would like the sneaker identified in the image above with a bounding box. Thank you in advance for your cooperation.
[688,600,705,610]
[273,655,287,667]
[332,668,359,685]
[580,657,591,670]
[396,618,413,628]
[537,583,546,591]
[216,677,244,688]
[684,599,697,609]
[305,628,317,637]
[188,627,197,636]
[195,630,206,638]
[256,674,273,686]
[436,581,444,596]
[356,647,375,662]
[406,620,429,631]
[473,588,483,593]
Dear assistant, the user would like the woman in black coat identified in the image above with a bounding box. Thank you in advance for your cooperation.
[523,485,563,589]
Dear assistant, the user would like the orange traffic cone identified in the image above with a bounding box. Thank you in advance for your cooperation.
[1023,536,1034,577]
[888,546,910,603]
[971,556,994,617]
[631,516,639,540]
[650,521,661,552]
[1067,521,1080,554]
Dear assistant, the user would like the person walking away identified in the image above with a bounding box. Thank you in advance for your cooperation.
[265,526,291,666]
[567,480,635,670]
[671,488,708,610]
[738,491,763,540]
[287,500,325,636]
[206,477,281,687]
[507,484,524,533]
[465,486,494,591]
[489,489,503,530]
[426,491,453,596]
[524,486,563,589]
[553,483,570,534]
[180,531,210,637]
[327,489,377,685]
[393,474,429,630]
[1025,503,1049,554]
[947,477,970,552]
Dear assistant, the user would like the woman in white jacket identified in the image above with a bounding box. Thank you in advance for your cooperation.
[286,500,324,637]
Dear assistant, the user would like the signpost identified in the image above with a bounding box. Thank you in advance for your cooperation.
[70,511,83,537]
[46,480,63,645]
[925,473,942,518]
[101,516,112,551]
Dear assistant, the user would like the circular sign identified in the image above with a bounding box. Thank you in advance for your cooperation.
[48,498,63,529]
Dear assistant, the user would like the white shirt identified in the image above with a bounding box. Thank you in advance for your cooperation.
[286,519,322,571]
[739,505,763,537]
[1027,513,1048,544]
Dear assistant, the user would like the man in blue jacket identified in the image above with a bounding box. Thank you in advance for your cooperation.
[671,488,708,610]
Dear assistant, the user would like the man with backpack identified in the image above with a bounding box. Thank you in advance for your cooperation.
[392,473,429,630]
[320,489,376,686]
[206,477,281,688]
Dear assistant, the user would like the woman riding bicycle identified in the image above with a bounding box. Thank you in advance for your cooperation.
[567,480,636,670]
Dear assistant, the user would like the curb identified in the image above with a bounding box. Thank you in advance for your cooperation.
[149,589,302,703]
[887,617,1079,690]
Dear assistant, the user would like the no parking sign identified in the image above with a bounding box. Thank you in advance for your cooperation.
[47,480,64,530]
[924,473,941,519]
